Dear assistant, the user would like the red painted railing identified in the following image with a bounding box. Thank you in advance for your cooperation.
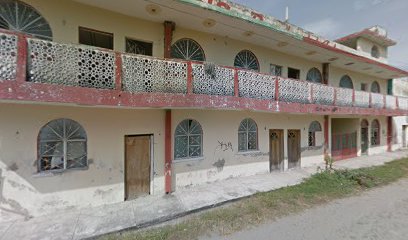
[0,29,407,116]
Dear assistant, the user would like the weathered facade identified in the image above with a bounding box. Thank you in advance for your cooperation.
[0,0,407,220]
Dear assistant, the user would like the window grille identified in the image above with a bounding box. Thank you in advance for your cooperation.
[38,119,87,172]
[174,119,203,160]
[238,118,258,151]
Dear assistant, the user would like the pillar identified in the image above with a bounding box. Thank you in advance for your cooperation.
[324,115,329,156]
[322,63,330,85]
[387,116,393,152]
[164,21,175,59]
[165,110,172,193]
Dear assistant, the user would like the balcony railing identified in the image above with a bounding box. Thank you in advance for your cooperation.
[0,30,407,114]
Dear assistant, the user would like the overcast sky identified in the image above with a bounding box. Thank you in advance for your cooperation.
[234,0,408,70]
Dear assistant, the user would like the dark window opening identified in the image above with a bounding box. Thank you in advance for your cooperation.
[270,64,282,76]
[361,83,367,91]
[288,67,300,79]
[126,38,153,56]
[79,27,113,50]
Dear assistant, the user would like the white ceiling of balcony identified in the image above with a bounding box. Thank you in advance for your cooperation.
[73,0,407,79]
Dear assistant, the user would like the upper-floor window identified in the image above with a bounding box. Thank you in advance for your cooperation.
[361,83,367,91]
[371,81,381,93]
[288,67,300,79]
[234,50,260,72]
[339,75,354,89]
[0,0,52,40]
[306,68,322,84]
[174,119,203,160]
[238,118,258,152]
[171,38,206,61]
[371,46,380,58]
[126,38,153,56]
[371,119,380,146]
[38,119,87,172]
[79,27,113,50]
[270,64,282,76]
[308,121,322,147]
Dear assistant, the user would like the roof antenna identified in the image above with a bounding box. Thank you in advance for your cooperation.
[285,6,289,22]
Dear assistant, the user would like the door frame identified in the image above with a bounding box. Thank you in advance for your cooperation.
[269,129,284,172]
[124,134,154,201]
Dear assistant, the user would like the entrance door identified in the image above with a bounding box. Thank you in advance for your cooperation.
[361,127,369,154]
[403,125,407,148]
[269,129,284,172]
[125,135,151,200]
[287,130,301,169]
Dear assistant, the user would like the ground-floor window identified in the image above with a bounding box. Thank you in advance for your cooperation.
[38,118,87,172]
[174,119,203,160]
[371,119,380,146]
[238,118,258,152]
[308,121,322,147]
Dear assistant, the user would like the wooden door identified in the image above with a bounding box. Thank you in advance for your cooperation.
[269,130,284,172]
[125,135,151,200]
[287,130,301,169]
[361,127,369,154]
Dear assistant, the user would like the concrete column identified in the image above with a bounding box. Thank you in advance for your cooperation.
[165,110,172,193]
[324,115,330,156]
[322,63,330,85]
[387,116,393,152]
[164,21,175,59]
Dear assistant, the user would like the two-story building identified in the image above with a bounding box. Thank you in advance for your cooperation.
[1,0,408,220]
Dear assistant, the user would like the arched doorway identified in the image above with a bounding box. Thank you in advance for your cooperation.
[361,120,369,154]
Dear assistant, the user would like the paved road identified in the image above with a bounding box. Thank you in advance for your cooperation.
[201,179,408,240]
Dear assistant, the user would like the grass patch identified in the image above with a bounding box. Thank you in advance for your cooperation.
[99,158,408,240]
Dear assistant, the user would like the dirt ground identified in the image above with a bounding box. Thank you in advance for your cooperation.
[201,179,408,240]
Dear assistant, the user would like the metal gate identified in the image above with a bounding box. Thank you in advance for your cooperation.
[332,132,357,160]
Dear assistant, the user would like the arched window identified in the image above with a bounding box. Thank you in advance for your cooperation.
[171,38,206,61]
[238,118,258,151]
[371,119,380,146]
[371,46,380,58]
[308,121,322,147]
[234,50,260,72]
[0,0,53,40]
[339,75,354,89]
[371,81,381,93]
[306,68,322,83]
[361,119,369,128]
[38,119,87,172]
[174,119,203,160]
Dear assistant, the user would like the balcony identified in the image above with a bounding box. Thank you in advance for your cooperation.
[0,30,407,116]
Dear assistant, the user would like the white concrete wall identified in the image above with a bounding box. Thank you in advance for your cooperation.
[357,37,388,63]
[0,103,166,218]
[171,110,324,189]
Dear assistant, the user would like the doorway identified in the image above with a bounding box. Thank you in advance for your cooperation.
[403,125,408,148]
[288,130,301,169]
[269,129,284,172]
[361,120,369,155]
[125,135,152,200]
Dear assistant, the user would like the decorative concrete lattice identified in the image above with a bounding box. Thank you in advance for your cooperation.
[279,78,310,104]
[122,54,187,94]
[354,91,370,108]
[28,38,115,89]
[386,95,396,110]
[238,70,275,100]
[192,63,234,96]
[335,88,353,107]
[0,33,17,81]
[313,84,334,105]
[398,98,408,111]
[371,93,384,109]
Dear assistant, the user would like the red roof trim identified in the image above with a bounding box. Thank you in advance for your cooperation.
[335,29,396,46]
[304,37,408,76]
